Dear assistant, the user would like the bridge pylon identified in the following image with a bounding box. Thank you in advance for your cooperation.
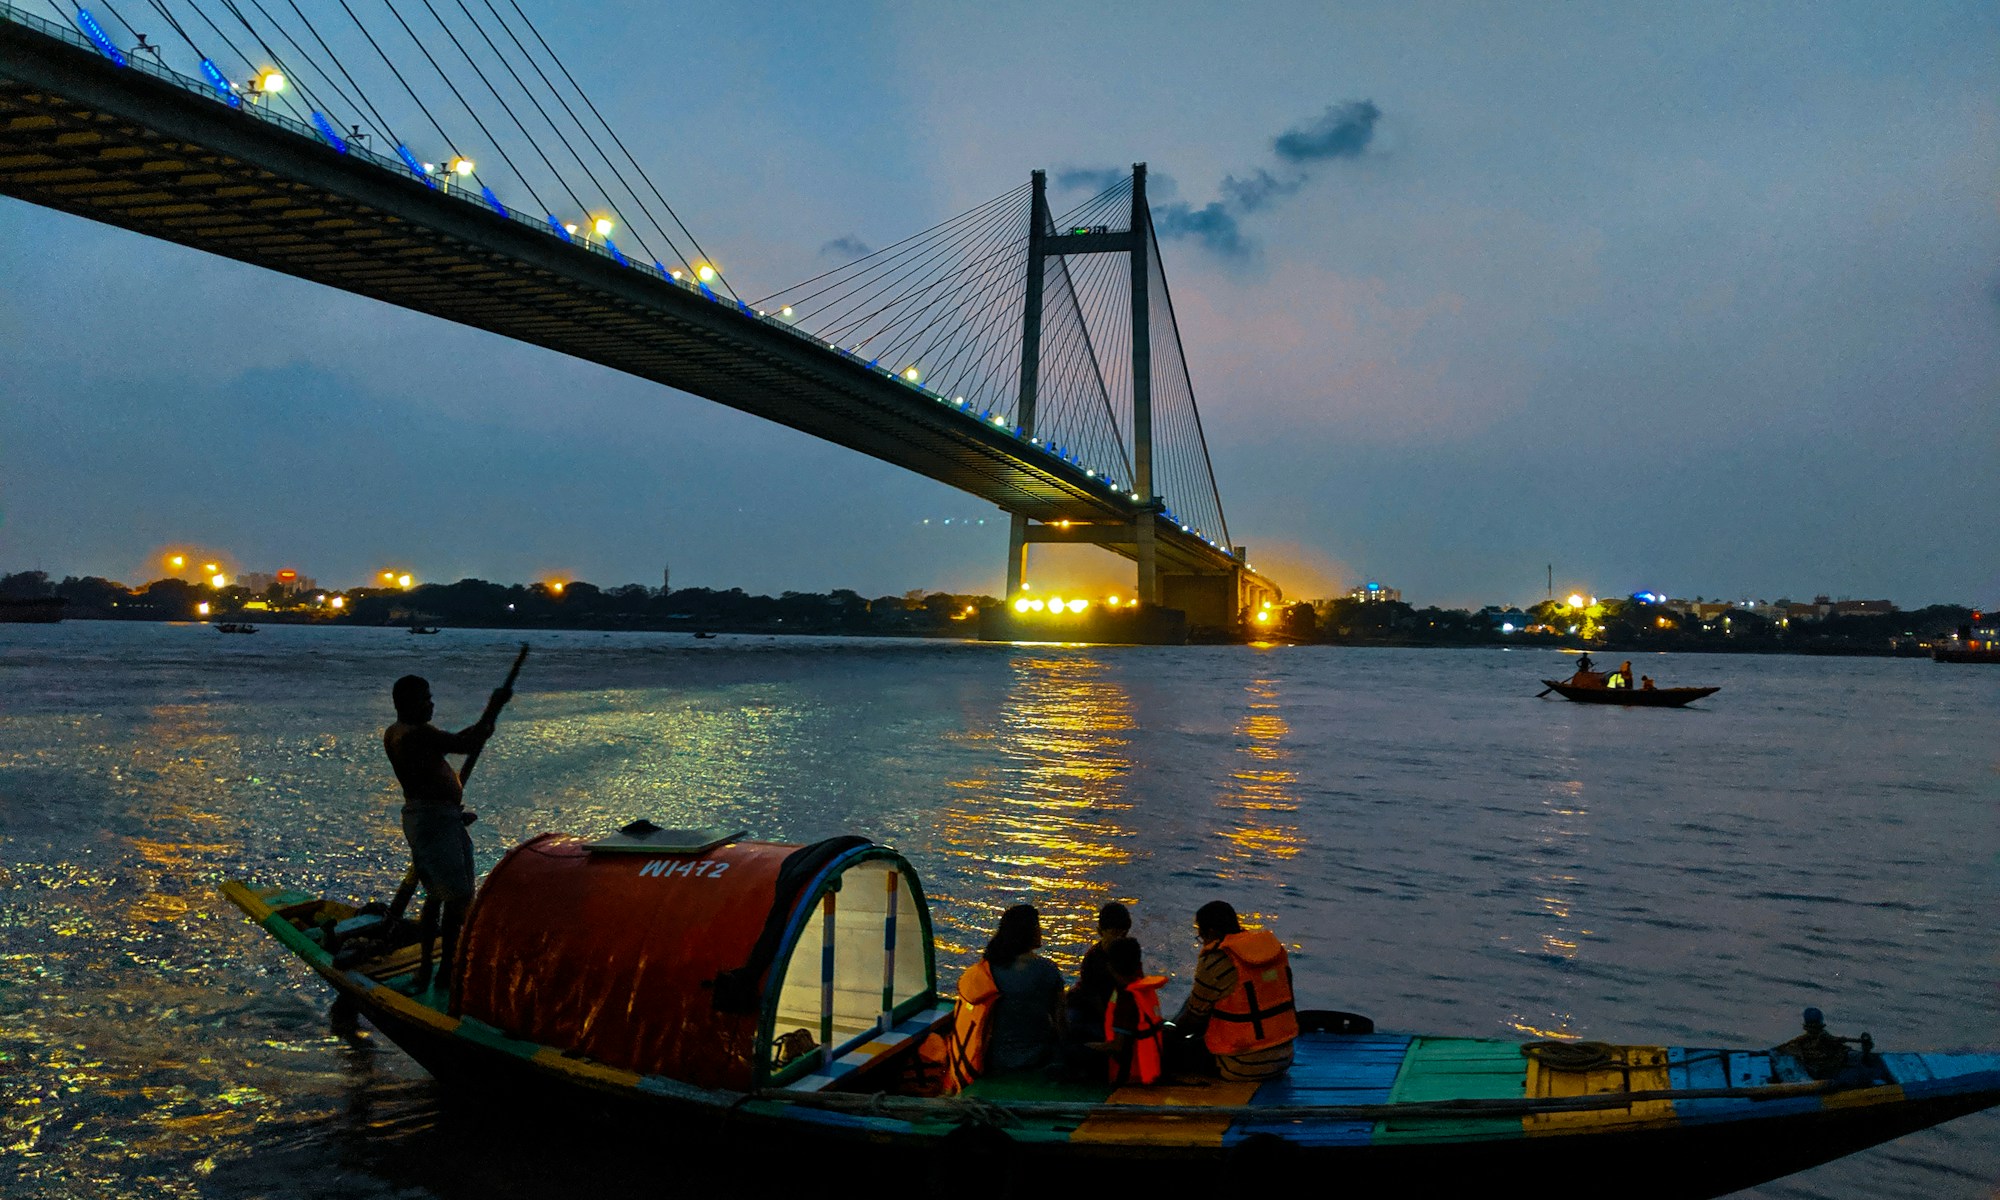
[995,164,1273,643]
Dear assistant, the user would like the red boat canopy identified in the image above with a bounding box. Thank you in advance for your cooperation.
[452,831,936,1090]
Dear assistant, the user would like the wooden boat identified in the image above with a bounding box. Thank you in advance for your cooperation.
[213,622,257,634]
[221,826,2000,1194]
[1542,679,1717,707]
[409,625,441,635]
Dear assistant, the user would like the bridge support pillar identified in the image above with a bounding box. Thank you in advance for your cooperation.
[1005,512,1029,597]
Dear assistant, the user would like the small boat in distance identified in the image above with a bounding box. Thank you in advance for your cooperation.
[1933,615,1998,663]
[1542,679,1718,707]
[409,625,441,635]
[213,622,257,634]
[222,826,2000,1192]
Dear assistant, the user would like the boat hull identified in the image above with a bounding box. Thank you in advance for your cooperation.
[225,880,2000,1196]
[1543,680,1719,707]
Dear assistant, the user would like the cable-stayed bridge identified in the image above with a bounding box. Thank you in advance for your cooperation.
[0,3,1280,636]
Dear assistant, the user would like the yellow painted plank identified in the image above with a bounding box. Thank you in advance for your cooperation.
[1524,1045,1674,1134]
[532,1047,645,1089]
[1071,1081,1260,1146]
[1822,1084,1903,1110]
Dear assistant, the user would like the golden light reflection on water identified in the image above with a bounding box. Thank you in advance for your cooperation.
[1213,678,1303,878]
[1505,776,1593,1039]
[929,653,1136,970]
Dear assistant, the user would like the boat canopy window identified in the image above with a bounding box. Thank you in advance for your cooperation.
[767,858,930,1080]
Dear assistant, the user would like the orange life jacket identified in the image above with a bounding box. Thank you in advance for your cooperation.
[1203,929,1298,1056]
[942,960,1000,1093]
[1104,975,1167,1085]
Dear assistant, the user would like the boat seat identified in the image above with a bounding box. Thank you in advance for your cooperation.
[780,1002,954,1092]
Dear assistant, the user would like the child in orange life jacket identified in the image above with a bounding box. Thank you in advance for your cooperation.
[1088,937,1166,1085]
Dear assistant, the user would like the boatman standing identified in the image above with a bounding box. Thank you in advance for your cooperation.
[383,673,505,993]
[1170,900,1298,1081]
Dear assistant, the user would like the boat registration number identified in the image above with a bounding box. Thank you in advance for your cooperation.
[637,858,731,880]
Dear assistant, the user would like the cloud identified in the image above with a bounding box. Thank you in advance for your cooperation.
[1272,101,1382,162]
[819,235,875,259]
[1154,202,1245,257]
[1220,168,1304,213]
[1137,98,1382,259]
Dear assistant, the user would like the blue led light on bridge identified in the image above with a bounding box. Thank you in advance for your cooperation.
[197,59,243,107]
[396,145,438,188]
[698,283,716,301]
[73,11,127,66]
[480,186,506,216]
[310,113,349,153]
[604,238,627,267]
[545,215,571,241]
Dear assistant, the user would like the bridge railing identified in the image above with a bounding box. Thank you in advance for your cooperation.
[2,3,1234,552]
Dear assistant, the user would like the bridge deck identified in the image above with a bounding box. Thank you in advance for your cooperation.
[0,12,1244,577]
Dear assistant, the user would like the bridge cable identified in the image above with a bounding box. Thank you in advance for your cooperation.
[239,0,382,140]
[273,1,408,152]
[423,0,675,267]
[751,183,1029,308]
[333,0,468,168]
[460,0,684,279]
[496,0,727,294]
[171,0,313,123]
[380,0,587,235]
[412,0,623,250]
[215,0,367,136]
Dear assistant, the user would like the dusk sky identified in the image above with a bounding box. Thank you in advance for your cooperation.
[3,1,1995,608]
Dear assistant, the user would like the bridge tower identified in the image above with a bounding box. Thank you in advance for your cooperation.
[1007,165,1164,605]
[1004,165,1273,637]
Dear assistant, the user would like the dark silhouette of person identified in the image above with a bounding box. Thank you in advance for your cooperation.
[383,674,503,994]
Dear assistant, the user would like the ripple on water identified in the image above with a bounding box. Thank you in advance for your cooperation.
[0,628,1994,1198]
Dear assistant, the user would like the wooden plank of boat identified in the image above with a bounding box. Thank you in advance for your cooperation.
[1542,680,1720,707]
[220,871,2000,1192]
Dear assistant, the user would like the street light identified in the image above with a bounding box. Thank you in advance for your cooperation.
[449,156,475,176]
[592,216,614,238]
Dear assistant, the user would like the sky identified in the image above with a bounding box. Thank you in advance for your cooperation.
[2,0,1996,608]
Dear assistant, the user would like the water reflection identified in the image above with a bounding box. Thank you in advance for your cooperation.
[930,651,1135,967]
[1506,773,1593,1040]
[1213,677,1303,880]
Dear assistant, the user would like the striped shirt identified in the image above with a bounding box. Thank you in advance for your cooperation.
[1176,946,1295,1081]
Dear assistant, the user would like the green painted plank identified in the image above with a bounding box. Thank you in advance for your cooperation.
[1374,1037,1527,1144]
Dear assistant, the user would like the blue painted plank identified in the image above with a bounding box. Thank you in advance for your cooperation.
[1226,1034,1411,1148]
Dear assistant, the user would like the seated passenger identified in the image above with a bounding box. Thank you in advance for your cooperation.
[1170,901,1297,1082]
[1090,937,1166,1085]
[1641,675,1656,691]
[1065,901,1131,1030]
[981,904,1065,1075]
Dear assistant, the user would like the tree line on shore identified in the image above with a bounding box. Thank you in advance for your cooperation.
[2,570,1977,653]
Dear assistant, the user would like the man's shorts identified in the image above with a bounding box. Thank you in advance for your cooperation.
[401,805,475,905]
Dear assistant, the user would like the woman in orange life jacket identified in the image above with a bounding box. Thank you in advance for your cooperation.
[942,904,1064,1090]
[1087,937,1166,1085]
[1168,900,1298,1081]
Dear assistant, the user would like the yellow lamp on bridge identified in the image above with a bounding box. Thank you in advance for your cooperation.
[449,156,476,176]
[1066,598,1088,613]
[255,69,284,94]
[1255,610,1272,624]
[902,367,920,383]
[593,216,614,237]
[1013,598,1032,613]
[696,264,717,283]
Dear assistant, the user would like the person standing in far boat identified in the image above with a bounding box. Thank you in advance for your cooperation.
[980,904,1066,1075]
[383,674,503,994]
[1169,901,1297,1081]
[1613,659,1635,689]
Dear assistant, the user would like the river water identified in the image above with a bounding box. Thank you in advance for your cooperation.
[1,623,1994,1197]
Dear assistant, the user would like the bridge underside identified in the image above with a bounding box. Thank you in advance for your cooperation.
[0,19,1264,584]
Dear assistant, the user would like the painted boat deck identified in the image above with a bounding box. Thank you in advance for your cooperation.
[223,879,2000,1166]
